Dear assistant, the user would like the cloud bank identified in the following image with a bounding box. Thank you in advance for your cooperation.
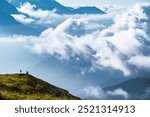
[9,2,150,76]
[81,86,129,99]
[15,2,65,26]
[82,86,106,99]
[12,14,35,24]
[107,88,129,99]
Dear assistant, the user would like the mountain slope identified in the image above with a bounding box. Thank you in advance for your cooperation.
[0,9,18,25]
[10,0,105,14]
[0,9,42,35]
[104,77,150,99]
[0,0,45,35]
[74,6,105,14]
[0,73,80,100]
[0,0,19,14]
[11,0,70,13]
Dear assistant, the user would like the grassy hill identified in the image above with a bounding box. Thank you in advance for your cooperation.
[0,73,80,100]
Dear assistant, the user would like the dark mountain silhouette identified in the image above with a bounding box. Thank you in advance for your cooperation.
[73,6,105,14]
[10,0,105,14]
[0,0,45,35]
[0,73,80,100]
[0,0,46,35]
[0,9,40,35]
[104,77,150,99]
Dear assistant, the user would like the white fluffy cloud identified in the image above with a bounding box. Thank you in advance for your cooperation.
[12,14,35,24]
[81,86,129,99]
[82,86,106,99]
[129,55,150,69]
[107,88,129,99]
[17,2,50,18]
[5,3,150,76]
[17,2,64,25]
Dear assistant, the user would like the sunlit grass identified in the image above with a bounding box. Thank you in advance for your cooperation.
[0,74,80,100]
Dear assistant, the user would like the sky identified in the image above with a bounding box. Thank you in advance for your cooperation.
[56,0,149,7]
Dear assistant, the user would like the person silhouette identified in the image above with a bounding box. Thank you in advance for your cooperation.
[26,71,29,74]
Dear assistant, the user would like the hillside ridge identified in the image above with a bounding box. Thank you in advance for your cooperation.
[0,73,80,100]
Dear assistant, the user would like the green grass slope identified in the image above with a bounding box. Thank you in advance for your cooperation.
[0,74,80,100]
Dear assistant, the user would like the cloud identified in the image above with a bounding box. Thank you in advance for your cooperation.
[80,86,129,99]
[82,86,106,99]
[17,2,64,25]
[107,88,129,99]
[29,3,150,75]
[128,55,150,69]
[12,14,35,24]
[17,2,50,18]
[2,3,150,76]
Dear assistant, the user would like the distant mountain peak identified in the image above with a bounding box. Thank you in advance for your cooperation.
[0,8,43,35]
[10,0,105,14]
[104,77,150,100]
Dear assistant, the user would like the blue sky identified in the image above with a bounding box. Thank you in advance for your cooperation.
[56,0,149,7]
